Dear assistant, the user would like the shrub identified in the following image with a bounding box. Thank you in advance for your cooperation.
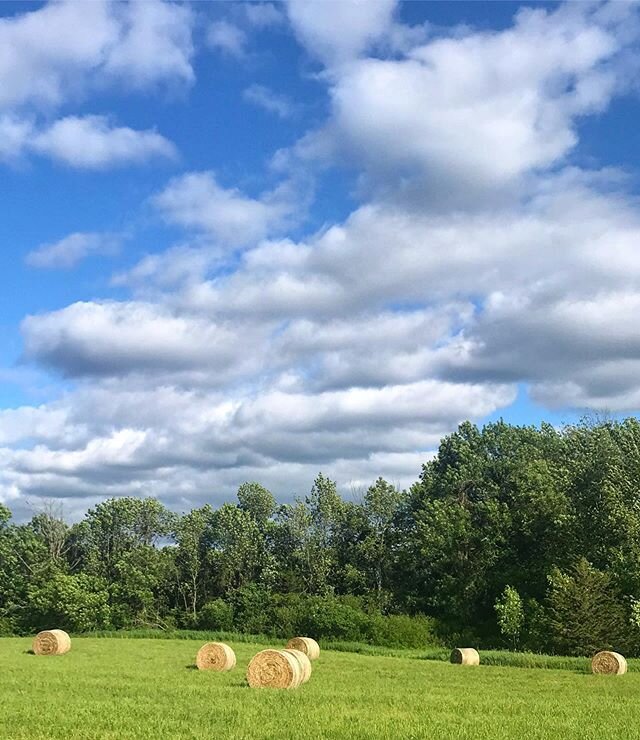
[367,613,440,648]
[198,599,234,631]
[0,616,15,636]
[229,585,274,634]
[298,595,370,642]
[26,574,111,633]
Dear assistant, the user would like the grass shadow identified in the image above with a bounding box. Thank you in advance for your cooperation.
[185,664,198,670]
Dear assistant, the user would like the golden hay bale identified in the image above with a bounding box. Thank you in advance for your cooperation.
[450,648,480,666]
[282,648,312,684]
[591,651,627,675]
[286,636,320,660]
[32,629,71,656]
[195,642,236,671]
[247,649,303,689]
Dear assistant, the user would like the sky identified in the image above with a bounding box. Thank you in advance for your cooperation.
[2,0,640,520]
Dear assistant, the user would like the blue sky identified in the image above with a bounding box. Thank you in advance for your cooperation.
[2,0,640,518]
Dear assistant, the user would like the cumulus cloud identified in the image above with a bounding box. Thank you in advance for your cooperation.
[0,0,194,111]
[324,3,635,204]
[26,232,121,269]
[286,0,397,66]
[1,114,176,168]
[21,301,267,383]
[5,1,640,517]
[31,115,176,169]
[0,114,32,162]
[102,0,194,87]
[243,84,298,119]
[153,171,303,247]
[0,378,513,513]
[0,1,189,167]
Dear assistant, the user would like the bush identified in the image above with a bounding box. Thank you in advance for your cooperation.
[26,574,111,633]
[296,595,370,642]
[198,599,234,631]
[0,616,15,636]
[367,613,440,648]
[190,590,441,648]
[229,585,274,634]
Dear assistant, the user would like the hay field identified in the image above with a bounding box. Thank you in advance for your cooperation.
[1,637,639,739]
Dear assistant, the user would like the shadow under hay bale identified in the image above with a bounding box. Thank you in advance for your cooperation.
[450,648,480,665]
[591,651,627,675]
[286,637,320,660]
[32,630,71,656]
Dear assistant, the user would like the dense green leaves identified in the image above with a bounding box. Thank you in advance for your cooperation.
[3,419,640,653]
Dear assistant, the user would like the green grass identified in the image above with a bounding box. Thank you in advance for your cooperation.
[1,637,639,739]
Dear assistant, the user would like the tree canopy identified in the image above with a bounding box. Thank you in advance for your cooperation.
[2,418,640,655]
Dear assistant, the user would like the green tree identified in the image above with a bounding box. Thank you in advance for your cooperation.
[208,504,270,593]
[173,506,214,620]
[495,585,524,650]
[360,478,403,608]
[237,482,276,526]
[547,558,628,656]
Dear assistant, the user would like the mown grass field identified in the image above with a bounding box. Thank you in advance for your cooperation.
[1,636,639,739]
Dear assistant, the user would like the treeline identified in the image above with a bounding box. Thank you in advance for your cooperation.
[3,418,640,655]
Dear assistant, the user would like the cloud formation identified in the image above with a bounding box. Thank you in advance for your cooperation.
[0,0,190,167]
[4,1,640,518]
[26,232,121,269]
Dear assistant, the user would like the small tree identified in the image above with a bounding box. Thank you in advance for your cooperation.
[630,597,640,630]
[495,585,524,650]
[547,558,627,656]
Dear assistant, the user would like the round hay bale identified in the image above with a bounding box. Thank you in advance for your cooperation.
[247,649,303,689]
[286,636,320,660]
[450,647,480,666]
[195,642,236,671]
[591,651,627,675]
[32,629,71,656]
[283,648,312,684]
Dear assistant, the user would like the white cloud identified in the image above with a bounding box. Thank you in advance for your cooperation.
[207,20,248,58]
[6,1,640,517]
[0,0,194,112]
[0,378,513,513]
[26,232,121,269]
[244,3,285,28]
[243,84,297,119]
[31,115,176,169]
[0,114,32,161]
[153,171,302,247]
[286,0,397,66]
[103,0,194,88]
[0,1,190,168]
[325,3,630,203]
[21,301,267,383]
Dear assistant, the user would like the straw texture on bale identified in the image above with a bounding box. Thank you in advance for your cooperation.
[591,651,627,675]
[247,649,303,689]
[450,648,480,666]
[282,648,312,684]
[286,637,320,660]
[195,642,236,671]
[32,629,71,656]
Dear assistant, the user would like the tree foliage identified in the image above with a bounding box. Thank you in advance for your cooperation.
[3,419,640,654]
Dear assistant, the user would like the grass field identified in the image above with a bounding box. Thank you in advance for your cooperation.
[1,636,639,739]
